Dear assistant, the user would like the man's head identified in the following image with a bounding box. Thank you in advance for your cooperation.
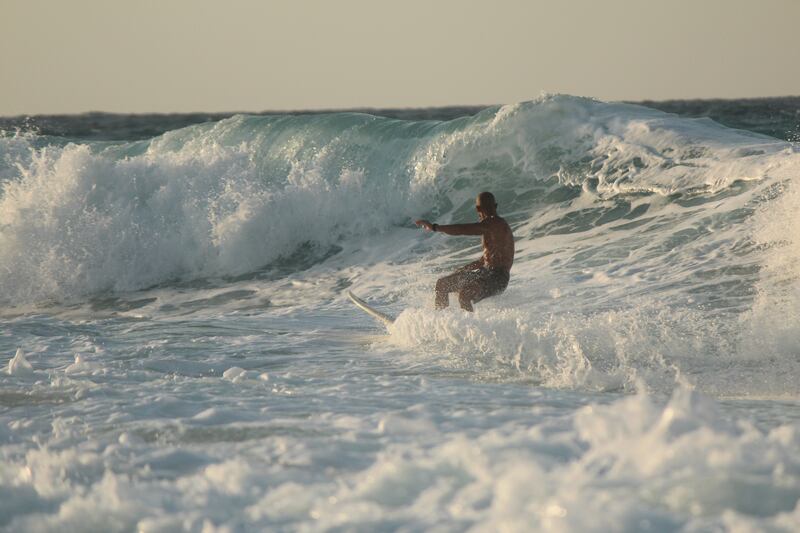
[476,191,498,219]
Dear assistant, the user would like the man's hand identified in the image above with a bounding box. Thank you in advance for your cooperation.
[415,219,434,231]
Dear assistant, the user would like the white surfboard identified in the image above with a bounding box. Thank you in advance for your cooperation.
[347,290,395,326]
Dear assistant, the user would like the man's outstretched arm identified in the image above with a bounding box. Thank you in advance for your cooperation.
[415,219,486,236]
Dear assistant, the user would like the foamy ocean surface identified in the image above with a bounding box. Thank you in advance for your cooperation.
[2,95,800,532]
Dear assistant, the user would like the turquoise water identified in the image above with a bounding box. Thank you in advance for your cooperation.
[2,95,800,531]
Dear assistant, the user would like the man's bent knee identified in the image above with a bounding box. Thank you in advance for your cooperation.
[458,291,474,312]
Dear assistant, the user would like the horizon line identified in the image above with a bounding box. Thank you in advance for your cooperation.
[3,94,800,120]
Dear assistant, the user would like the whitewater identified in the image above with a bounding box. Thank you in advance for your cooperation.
[2,95,800,531]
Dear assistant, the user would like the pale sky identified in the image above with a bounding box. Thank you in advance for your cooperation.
[2,0,798,115]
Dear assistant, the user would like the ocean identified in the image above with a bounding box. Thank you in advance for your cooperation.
[2,94,800,531]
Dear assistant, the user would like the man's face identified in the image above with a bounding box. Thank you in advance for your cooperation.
[476,204,486,220]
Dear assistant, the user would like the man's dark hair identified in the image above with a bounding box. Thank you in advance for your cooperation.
[477,191,497,209]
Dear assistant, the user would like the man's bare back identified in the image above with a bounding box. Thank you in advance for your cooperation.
[478,217,514,271]
[415,192,514,311]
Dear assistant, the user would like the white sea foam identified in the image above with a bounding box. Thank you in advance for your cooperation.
[1,387,799,531]
[64,354,104,376]
[7,348,33,376]
[742,177,800,359]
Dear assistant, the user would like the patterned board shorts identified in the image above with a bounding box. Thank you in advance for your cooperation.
[438,267,510,303]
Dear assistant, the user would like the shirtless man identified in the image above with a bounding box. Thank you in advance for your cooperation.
[415,191,514,312]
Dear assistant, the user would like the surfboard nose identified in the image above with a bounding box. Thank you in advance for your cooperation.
[348,290,395,326]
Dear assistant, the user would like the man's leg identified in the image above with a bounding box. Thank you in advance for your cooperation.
[457,289,475,312]
[458,277,487,312]
[435,270,468,309]
[458,270,508,312]
[457,270,496,312]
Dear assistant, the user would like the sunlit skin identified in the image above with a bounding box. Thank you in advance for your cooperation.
[416,192,514,311]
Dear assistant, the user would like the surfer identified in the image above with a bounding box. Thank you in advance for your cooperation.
[415,191,514,312]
